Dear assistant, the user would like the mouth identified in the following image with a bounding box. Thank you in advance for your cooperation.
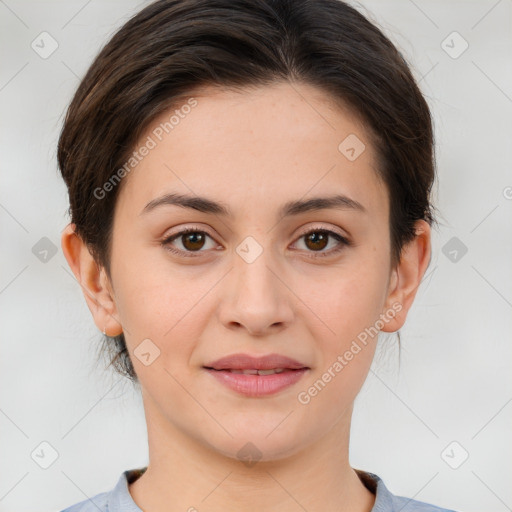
[203,352,309,372]
[203,367,304,375]
[202,354,310,397]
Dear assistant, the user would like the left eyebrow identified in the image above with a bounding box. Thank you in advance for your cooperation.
[140,192,367,218]
[281,194,367,216]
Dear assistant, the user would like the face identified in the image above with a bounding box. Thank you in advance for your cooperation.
[66,81,427,462]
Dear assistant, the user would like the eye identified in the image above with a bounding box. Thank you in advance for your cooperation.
[161,227,218,257]
[161,226,351,258]
[291,227,351,258]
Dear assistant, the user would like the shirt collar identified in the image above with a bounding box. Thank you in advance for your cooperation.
[107,466,398,512]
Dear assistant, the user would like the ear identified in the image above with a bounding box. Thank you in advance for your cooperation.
[61,223,123,337]
[380,220,432,333]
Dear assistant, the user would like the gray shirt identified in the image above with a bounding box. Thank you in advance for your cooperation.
[59,467,458,512]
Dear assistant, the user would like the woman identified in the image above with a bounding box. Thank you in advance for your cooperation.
[58,0,457,510]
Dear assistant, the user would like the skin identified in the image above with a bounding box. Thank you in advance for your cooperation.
[61,81,431,512]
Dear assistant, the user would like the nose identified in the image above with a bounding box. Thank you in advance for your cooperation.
[217,244,294,337]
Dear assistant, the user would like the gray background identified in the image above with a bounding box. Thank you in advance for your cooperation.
[1,1,511,511]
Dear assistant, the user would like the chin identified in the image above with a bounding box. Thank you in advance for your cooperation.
[201,426,311,465]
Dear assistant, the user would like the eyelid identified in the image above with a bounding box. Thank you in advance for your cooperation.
[161,223,351,257]
[163,222,349,242]
[295,223,349,241]
[163,224,214,239]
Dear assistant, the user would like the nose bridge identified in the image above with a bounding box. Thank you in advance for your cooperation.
[219,234,294,334]
[234,234,281,306]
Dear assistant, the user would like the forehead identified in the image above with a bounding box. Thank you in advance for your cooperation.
[116,81,387,222]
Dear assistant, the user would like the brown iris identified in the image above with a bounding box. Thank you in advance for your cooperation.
[181,232,206,251]
[304,231,329,251]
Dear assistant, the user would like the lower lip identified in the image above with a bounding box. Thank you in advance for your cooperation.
[204,368,309,397]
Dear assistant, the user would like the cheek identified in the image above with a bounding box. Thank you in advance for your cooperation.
[294,269,383,419]
[111,243,179,328]
[298,258,388,344]
[111,251,216,367]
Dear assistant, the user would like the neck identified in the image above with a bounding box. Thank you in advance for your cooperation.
[129,396,375,512]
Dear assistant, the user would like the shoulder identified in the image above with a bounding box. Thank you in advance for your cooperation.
[355,469,459,512]
[58,467,146,512]
[388,493,457,512]
[58,491,109,512]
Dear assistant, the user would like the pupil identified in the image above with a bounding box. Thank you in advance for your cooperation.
[307,232,327,251]
[184,232,204,250]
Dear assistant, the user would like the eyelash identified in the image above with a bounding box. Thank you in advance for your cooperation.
[161,225,351,259]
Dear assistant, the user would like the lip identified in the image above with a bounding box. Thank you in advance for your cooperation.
[204,368,309,397]
[203,353,310,397]
[204,353,308,371]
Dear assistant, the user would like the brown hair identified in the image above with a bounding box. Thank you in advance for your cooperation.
[58,0,438,383]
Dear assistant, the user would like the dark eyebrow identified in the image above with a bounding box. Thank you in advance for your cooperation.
[140,192,367,218]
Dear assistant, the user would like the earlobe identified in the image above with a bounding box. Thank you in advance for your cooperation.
[61,223,123,337]
[380,220,431,333]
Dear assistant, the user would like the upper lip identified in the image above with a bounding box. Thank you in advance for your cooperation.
[204,353,309,371]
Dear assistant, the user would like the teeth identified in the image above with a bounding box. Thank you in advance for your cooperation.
[257,368,284,375]
[227,368,287,375]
